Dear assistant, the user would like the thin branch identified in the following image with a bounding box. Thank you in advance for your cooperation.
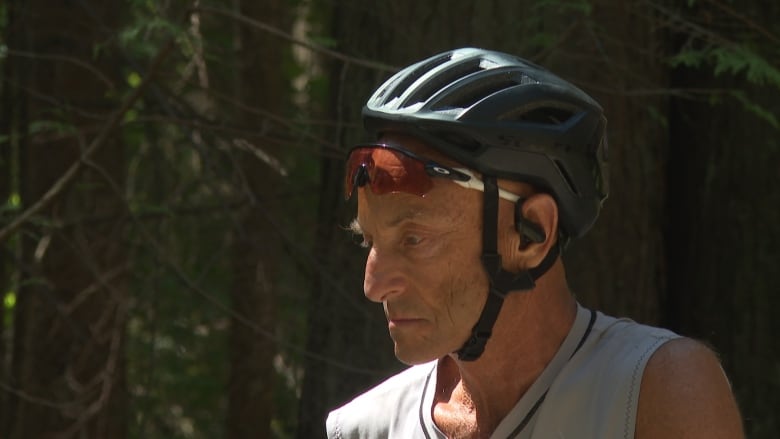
[643,1,736,49]
[133,76,348,155]
[192,5,398,73]
[60,264,129,316]
[0,38,176,244]
[56,300,127,439]
[704,0,780,47]
[80,135,386,376]
[4,49,116,90]
[0,381,73,410]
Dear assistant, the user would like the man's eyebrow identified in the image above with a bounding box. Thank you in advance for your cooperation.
[386,209,425,227]
[348,209,425,235]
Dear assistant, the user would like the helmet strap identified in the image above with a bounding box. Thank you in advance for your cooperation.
[455,175,560,361]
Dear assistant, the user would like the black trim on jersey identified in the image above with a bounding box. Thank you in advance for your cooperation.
[419,308,597,438]
[507,308,597,438]
[418,366,435,439]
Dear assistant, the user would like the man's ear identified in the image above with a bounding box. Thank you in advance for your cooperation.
[506,193,559,270]
[515,201,546,245]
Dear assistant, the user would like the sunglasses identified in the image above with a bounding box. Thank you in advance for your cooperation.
[344,144,520,202]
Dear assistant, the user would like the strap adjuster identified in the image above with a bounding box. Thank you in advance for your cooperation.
[480,252,503,276]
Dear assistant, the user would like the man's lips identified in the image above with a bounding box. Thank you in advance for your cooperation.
[387,317,425,329]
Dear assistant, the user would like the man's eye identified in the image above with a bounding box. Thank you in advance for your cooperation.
[403,235,423,246]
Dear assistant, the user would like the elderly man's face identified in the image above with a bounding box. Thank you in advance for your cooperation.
[352,134,490,365]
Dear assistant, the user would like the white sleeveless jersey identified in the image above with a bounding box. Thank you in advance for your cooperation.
[326,304,679,439]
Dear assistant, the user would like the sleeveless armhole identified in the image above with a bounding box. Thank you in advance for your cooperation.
[326,362,439,439]
[326,409,341,439]
[622,333,676,438]
[492,304,595,438]
[418,365,438,439]
[527,312,680,439]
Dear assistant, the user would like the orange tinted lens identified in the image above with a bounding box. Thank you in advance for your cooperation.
[345,147,433,198]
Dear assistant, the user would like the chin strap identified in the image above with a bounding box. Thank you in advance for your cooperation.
[456,175,560,361]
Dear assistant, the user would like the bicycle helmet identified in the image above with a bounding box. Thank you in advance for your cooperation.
[359,48,609,361]
[363,47,608,239]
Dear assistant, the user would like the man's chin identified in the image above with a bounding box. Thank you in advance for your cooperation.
[393,344,447,366]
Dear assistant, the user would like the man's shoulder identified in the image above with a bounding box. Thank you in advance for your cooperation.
[591,310,679,344]
[530,309,684,438]
[579,310,682,384]
[580,310,681,366]
[636,337,744,438]
[552,308,683,390]
[326,361,437,439]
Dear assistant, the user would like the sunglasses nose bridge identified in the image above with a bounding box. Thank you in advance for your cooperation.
[354,164,369,188]
[345,163,370,199]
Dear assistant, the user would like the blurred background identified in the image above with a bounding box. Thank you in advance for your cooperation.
[0,0,778,438]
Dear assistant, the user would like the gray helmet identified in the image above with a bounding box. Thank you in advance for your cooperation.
[362,47,609,239]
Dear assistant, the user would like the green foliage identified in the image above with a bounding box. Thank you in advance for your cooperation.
[111,7,240,437]
[730,90,779,129]
[28,119,78,137]
[2,292,13,333]
[127,72,143,88]
[126,258,231,439]
[118,10,182,58]
[124,130,236,438]
[668,40,780,130]
[646,105,669,130]
[1,192,20,212]
[670,45,780,90]
[307,32,338,49]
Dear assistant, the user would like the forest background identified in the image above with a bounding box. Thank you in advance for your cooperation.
[0,0,778,438]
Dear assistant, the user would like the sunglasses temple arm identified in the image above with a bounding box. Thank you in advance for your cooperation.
[452,173,521,203]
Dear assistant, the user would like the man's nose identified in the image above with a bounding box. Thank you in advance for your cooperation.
[363,248,406,303]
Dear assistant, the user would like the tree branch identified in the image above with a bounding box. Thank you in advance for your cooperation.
[0,38,176,244]
[704,0,780,46]
[4,49,116,90]
[192,5,398,73]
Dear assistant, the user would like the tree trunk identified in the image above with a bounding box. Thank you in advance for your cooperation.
[0,0,23,430]
[5,1,128,438]
[665,4,780,436]
[553,0,669,324]
[225,1,292,438]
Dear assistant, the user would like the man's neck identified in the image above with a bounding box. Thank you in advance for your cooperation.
[432,278,577,438]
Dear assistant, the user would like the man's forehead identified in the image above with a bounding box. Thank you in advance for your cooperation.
[357,193,432,226]
[355,186,465,232]
[384,206,425,225]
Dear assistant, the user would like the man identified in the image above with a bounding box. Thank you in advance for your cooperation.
[326,48,743,438]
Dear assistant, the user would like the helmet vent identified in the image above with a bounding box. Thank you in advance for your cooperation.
[500,105,577,125]
[380,53,452,103]
[377,55,450,102]
[553,159,579,195]
[362,48,608,239]
[433,75,521,110]
[401,59,484,107]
